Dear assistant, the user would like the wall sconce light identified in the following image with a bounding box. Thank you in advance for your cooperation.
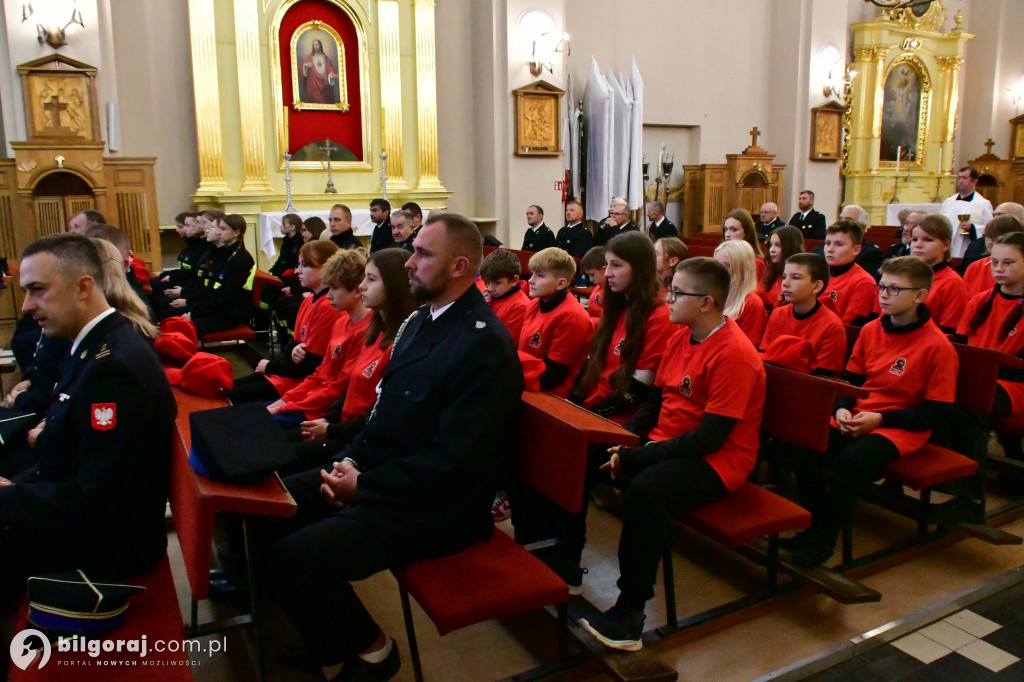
[22,0,85,50]
[515,9,568,77]
[819,44,857,99]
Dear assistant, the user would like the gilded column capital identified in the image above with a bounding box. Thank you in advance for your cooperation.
[414,0,442,189]
[377,0,405,186]
[936,56,964,71]
[853,47,889,63]
[188,0,230,193]
[234,0,273,192]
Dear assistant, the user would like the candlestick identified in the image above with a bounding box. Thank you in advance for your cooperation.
[283,153,298,213]
[895,145,901,174]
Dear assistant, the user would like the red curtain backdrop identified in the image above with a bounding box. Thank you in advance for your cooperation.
[279,0,364,159]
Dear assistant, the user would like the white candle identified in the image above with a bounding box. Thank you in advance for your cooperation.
[896,145,901,173]
[937,147,943,175]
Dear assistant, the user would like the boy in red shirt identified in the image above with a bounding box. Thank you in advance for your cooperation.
[760,253,846,376]
[581,246,607,322]
[519,247,593,397]
[823,220,876,325]
[480,248,529,343]
[787,256,958,567]
[578,257,766,651]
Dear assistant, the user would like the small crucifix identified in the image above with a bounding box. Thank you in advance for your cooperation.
[320,139,338,193]
[749,126,761,148]
[984,138,996,156]
[42,95,68,129]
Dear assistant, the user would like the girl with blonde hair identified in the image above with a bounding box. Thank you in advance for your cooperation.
[713,239,767,345]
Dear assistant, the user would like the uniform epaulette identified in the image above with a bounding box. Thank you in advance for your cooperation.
[95,343,112,360]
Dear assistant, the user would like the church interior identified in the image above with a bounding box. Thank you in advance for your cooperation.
[4,0,1024,680]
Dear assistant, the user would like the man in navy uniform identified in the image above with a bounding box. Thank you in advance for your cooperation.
[368,197,394,253]
[0,234,176,612]
[556,200,594,260]
[264,213,523,681]
[788,190,828,240]
[521,204,555,252]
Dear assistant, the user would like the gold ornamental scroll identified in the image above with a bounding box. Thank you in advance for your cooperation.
[234,0,273,191]
[188,0,229,192]
[377,0,404,183]
[414,0,442,189]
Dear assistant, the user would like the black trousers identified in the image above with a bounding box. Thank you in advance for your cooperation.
[260,468,478,665]
[615,456,726,611]
[228,373,280,405]
[792,428,900,544]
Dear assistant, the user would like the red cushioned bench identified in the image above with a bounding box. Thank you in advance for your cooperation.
[198,323,255,346]
[8,554,192,681]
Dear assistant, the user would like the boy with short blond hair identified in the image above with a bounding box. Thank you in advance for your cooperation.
[520,247,593,397]
[823,220,876,325]
[788,256,958,567]
[760,253,846,376]
[480,248,529,342]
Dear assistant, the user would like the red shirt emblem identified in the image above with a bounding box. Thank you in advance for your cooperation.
[528,332,542,348]
[332,343,342,358]
[679,375,692,397]
[613,339,624,356]
[91,403,116,430]
[362,360,379,378]
[889,357,907,376]
[829,290,838,302]
[300,324,308,342]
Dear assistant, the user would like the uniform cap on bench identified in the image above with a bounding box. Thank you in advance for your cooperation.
[188,402,298,484]
[165,352,233,397]
[27,570,146,636]
[155,331,197,363]
[159,316,198,345]
[763,335,816,374]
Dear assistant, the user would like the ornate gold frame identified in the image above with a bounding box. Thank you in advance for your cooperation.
[290,20,349,112]
[512,80,564,157]
[269,0,372,170]
[810,101,846,161]
[877,54,931,171]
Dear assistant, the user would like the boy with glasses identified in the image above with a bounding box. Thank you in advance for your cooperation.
[786,256,958,567]
[577,257,766,651]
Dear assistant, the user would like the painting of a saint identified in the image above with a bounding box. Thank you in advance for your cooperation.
[291,22,349,112]
[880,62,923,164]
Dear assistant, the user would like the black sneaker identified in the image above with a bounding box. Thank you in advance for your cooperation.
[792,542,834,568]
[330,643,400,682]
[578,605,645,652]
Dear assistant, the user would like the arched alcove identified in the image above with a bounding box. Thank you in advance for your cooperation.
[30,170,96,237]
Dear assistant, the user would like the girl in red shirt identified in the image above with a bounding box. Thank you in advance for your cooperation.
[723,208,767,283]
[229,240,341,404]
[958,233,1024,458]
[714,239,768,346]
[298,248,418,454]
[962,215,1024,298]
[762,225,804,308]
[911,214,968,333]
[654,237,688,299]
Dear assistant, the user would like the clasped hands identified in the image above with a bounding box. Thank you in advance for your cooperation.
[320,459,359,508]
[835,408,882,438]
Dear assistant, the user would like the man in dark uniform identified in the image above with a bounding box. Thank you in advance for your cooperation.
[521,205,555,252]
[645,201,677,240]
[368,198,394,253]
[402,201,424,240]
[755,202,786,242]
[263,213,523,681]
[390,209,416,252]
[0,234,176,612]
[788,190,828,240]
[595,197,639,246]
[328,203,364,251]
[556,200,593,259]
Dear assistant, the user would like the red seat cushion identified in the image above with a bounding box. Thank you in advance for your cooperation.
[9,554,191,681]
[679,482,812,547]
[882,444,978,491]
[392,528,568,635]
[200,324,255,343]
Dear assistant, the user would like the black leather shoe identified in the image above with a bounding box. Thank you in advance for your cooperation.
[779,531,814,551]
[206,577,251,609]
[792,543,834,568]
[935,497,985,524]
[330,644,400,682]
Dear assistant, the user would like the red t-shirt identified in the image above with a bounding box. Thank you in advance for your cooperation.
[824,263,876,324]
[588,285,604,321]
[842,316,958,453]
[755,257,766,283]
[963,257,995,299]
[584,303,674,408]
[958,289,1024,417]
[762,276,783,308]
[925,264,968,331]
[518,293,593,398]
[734,290,768,346]
[340,332,391,422]
[489,287,529,344]
[760,302,846,375]
[648,319,766,491]
[279,312,373,418]
[267,290,341,394]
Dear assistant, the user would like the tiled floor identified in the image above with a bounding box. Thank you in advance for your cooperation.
[807,583,1024,681]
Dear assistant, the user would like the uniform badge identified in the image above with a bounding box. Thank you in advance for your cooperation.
[679,376,692,397]
[58,393,70,402]
[80,349,89,360]
[528,332,542,348]
[889,358,907,376]
[91,403,116,430]
[476,321,486,329]
[362,360,379,379]
[829,290,838,302]
[594,294,602,306]
[613,339,624,356]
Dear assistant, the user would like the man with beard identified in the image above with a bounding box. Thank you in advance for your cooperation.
[262,213,523,682]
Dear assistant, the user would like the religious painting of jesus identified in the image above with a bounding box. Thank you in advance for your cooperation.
[290,21,349,112]
[879,61,925,166]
